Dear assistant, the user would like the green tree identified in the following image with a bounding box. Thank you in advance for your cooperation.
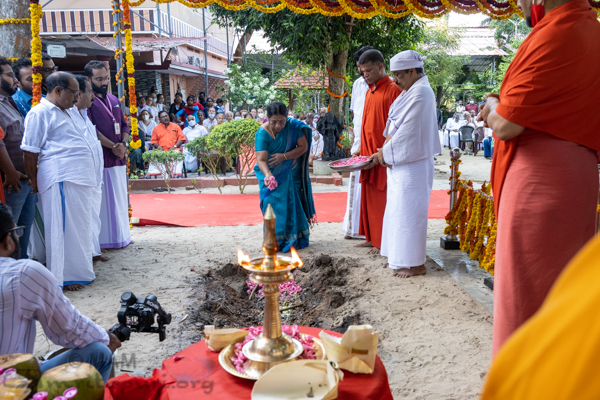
[481,15,530,52]
[209,8,422,119]
[417,19,466,106]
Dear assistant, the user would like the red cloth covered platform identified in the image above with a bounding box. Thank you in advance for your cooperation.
[131,190,449,227]
[104,327,393,400]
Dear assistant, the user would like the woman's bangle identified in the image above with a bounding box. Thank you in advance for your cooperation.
[283,153,288,160]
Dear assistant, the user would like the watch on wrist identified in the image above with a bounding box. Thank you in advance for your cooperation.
[121,140,128,145]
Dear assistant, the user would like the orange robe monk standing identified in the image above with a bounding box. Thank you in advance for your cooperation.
[479,0,600,356]
[357,49,401,251]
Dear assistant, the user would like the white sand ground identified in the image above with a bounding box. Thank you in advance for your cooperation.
[34,149,493,399]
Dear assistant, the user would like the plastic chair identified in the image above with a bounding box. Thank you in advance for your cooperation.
[458,126,475,154]
[472,127,485,156]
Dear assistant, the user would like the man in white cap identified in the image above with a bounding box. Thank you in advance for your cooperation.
[374,50,441,278]
[342,45,372,240]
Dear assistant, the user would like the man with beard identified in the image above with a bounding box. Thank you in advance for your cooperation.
[11,58,34,118]
[0,202,120,381]
[0,58,36,260]
[84,60,131,251]
[21,72,100,291]
[342,45,372,241]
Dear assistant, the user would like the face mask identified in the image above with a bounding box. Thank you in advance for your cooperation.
[209,113,215,119]
[470,101,474,104]
[235,117,242,120]
[258,113,265,119]
[188,120,196,127]
[312,130,318,138]
[143,114,149,121]
[527,4,545,27]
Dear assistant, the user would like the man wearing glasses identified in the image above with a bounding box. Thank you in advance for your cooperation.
[84,60,131,252]
[21,72,100,291]
[0,203,121,382]
[0,58,36,261]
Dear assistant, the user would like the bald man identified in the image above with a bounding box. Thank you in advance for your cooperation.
[479,0,600,355]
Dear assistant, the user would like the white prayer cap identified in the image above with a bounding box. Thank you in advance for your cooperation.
[390,50,426,72]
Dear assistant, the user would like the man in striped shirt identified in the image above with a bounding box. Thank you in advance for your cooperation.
[0,203,121,382]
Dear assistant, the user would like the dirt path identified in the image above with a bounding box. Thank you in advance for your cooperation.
[35,220,492,399]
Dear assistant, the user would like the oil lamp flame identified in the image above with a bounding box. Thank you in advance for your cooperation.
[290,248,303,267]
[237,249,251,266]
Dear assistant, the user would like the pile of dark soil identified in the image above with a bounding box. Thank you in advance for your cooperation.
[189,254,363,336]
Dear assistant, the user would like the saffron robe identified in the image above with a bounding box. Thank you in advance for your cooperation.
[359,77,401,248]
[481,235,600,400]
[490,0,600,355]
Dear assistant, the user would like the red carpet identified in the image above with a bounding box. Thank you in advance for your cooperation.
[131,190,449,227]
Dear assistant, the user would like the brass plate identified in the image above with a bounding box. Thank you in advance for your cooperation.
[218,334,325,380]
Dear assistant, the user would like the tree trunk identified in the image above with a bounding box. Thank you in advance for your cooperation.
[327,16,353,121]
[233,30,253,65]
[0,0,32,59]
[436,86,443,107]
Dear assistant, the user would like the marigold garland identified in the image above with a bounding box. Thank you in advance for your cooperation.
[0,18,32,24]
[123,0,140,147]
[29,0,43,107]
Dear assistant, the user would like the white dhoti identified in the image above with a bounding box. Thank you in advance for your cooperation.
[443,130,450,147]
[381,157,434,269]
[147,160,184,177]
[342,171,365,239]
[39,182,95,286]
[92,184,102,256]
[27,198,46,264]
[99,165,131,249]
[449,131,459,148]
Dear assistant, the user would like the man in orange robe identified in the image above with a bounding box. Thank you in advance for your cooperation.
[356,49,401,253]
[479,0,600,355]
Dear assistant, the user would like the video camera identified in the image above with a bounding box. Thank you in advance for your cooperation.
[108,291,172,342]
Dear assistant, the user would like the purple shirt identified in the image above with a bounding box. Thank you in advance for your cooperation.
[87,93,130,168]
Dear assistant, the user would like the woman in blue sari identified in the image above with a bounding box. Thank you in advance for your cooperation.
[254,102,316,252]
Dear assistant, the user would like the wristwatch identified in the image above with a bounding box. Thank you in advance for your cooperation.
[121,140,129,145]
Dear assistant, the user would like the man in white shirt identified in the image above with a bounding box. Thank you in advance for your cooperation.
[445,113,465,148]
[21,72,99,291]
[74,75,107,263]
[182,115,209,171]
[342,45,371,240]
[375,50,441,278]
[0,203,120,382]
[203,106,218,131]
[309,131,324,166]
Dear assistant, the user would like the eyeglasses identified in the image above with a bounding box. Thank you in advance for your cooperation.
[2,226,25,240]
[93,76,110,83]
[64,87,81,96]
[42,66,59,74]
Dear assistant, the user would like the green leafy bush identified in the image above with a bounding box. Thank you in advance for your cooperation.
[142,150,184,193]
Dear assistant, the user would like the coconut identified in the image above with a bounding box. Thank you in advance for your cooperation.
[37,363,104,400]
[0,353,41,392]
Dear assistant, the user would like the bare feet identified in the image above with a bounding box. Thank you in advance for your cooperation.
[63,284,85,291]
[101,248,108,253]
[367,248,380,255]
[393,265,427,278]
[93,255,110,262]
[355,241,373,248]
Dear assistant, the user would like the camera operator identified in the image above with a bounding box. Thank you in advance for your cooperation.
[0,203,121,382]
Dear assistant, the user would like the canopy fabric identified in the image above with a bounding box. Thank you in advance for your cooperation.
[135,0,599,20]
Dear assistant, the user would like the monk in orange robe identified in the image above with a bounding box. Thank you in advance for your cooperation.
[479,0,600,356]
[356,49,401,253]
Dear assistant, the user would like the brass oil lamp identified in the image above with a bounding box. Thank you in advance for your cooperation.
[236,204,303,378]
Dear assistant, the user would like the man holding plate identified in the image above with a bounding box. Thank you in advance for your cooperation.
[375,50,441,278]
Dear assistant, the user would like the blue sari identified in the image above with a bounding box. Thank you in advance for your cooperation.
[254,118,316,252]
